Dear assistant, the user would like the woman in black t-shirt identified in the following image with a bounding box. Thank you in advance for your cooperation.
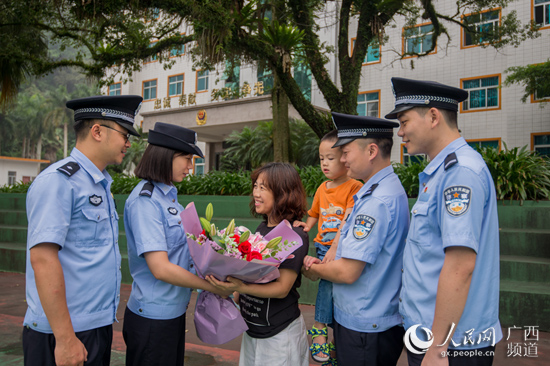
[206,162,310,366]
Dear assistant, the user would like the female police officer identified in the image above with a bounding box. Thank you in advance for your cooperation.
[122,122,231,366]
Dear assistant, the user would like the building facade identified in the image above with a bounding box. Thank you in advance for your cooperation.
[107,0,550,171]
[0,157,49,187]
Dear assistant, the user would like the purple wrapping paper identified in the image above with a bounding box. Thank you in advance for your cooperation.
[180,203,304,283]
[180,202,304,345]
[194,291,248,345]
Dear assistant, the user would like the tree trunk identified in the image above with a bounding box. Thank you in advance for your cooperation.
[36,135,42,160]
[63,122,68,158]
[272,73,290,162]
[22,136,26,158]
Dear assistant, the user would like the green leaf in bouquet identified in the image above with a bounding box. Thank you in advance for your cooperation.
[200,217,212,234]
[239,230,250,243]
[205,203,214,221]
[266,236,282,249]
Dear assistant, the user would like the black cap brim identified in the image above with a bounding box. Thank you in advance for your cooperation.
[148,130,204,158]
[114,121,140,137]
[385,104,415,120]
[332,137,356,148]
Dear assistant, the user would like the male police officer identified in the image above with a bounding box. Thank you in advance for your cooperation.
[23,95,142,366]
[386,77,501,366]
[303,112,409,366]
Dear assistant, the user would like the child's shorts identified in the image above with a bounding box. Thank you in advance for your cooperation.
[314,242,334,325]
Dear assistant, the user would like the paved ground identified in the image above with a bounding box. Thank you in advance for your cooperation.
[0,271,548,365]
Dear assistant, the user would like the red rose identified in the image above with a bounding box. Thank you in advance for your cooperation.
[238,241,251,255]
[233,234,241,242]
[246,251,263,262]
[200,229,206,236]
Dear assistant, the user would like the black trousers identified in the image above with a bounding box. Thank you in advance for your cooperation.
[22,324,112,366]
[334,321,405,366]
[122,306,187,366]
[407,346,495,366]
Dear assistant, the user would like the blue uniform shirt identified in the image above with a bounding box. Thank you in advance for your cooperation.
[400,137,502,350]
[124,180,193,320]
[333,165,409,333]
[24,148,121,333]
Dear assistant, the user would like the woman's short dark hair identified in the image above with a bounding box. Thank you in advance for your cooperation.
[134,144,190,185]
[249,162,307,224]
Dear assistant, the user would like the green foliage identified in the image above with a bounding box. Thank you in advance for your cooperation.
[174,170,253,196]
[296,165,326,196]
[392,161,429,198]
[0,181,32,193]
[505,60,550,103]
[481,144,550,203]
[221,119,319,170]
[109,174,141,194]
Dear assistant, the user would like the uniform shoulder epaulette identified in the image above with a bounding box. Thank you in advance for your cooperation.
[444,152,458,170]
[57,161,80,177]
[364,183,379,196]
[139,181,154,197]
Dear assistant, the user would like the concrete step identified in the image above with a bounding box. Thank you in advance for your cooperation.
[499,228,550,258]
[500,255,550,282]
[498,201,550,230]
[0,210,27,226]
[500,280,550,331]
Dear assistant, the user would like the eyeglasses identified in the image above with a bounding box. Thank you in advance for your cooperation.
[100,124,130,143]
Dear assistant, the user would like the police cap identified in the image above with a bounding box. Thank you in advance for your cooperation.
[66,95,143,136]
[148,122,204,158]
[331,112,399,147]
[385,77,468,119]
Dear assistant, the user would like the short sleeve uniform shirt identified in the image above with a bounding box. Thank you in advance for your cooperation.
[24,148,121,333]
[400,137,502,349]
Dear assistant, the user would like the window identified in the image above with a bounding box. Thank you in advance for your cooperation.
[533,85,550,102]
[294,56,312,101]
[461,75,500,112]
[143,79,157,101]
[403,23,435,55]
[168,74,184,97]
[351,38,381,64]
[534,0,550,27]
[401,145,426,166]
[462,9,500,48]
[532,133,550,157]
[8,171,16,185]
[466,138,501,151]
[193,157,205,175]
[109,83,121,96]
[357,91,379,117]
[145,41,158,63]
[196,70,209,92]
[257,67,273,94]
[224,61,240,93]
[170,44,186,57]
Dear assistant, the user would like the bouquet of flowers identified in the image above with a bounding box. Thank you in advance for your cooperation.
[180,202,304,344]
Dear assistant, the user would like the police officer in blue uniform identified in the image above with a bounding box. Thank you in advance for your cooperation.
[23,95,143,366]
[303,113,409,366]
[386,77,501,366]
[122,122,232,366]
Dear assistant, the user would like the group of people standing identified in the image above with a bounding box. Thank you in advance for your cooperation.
[22,77,501,366]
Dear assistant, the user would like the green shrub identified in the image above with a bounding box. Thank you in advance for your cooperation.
[0,181,32,193]
[481,144,550,203]
[393,161,428,198]
[297,165,326,196]
[110,174,141,194]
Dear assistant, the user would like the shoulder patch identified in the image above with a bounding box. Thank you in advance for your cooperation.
[364,184,379,196]
[139,181,155,197]
[444,185,471,216]
[444,152,458,170]
[57,162,80,177]
[353,214,376,240]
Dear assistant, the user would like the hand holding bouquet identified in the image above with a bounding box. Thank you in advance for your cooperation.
[180,202,304,344]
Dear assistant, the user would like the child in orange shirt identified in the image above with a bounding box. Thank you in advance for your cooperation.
[294,130,362,364]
